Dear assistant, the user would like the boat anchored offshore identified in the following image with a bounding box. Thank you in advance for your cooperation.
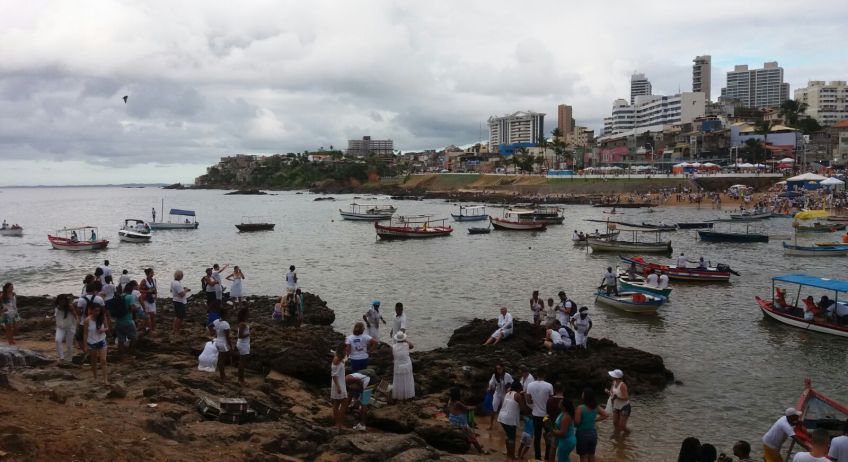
[697,222,768,243]
[756,274,848,338]
[451,205,488,222]
[149,203,199,230]
[340,203,397,221]
[595,290,666,314]
[48,226,109,251]
[617,270,672,298]
[118,219,152,243]
[529,206,565,224]
[588,228,671,254]
[783,242,848,257]
[621,255,737,282]
[0,222,23,236]
[490,209,547,231]
[235,216,276,232]
[375,215,453,239]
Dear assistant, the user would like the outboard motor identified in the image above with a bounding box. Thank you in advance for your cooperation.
[716,263,741,276]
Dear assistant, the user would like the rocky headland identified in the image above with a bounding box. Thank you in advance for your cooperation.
[0,293,673,461]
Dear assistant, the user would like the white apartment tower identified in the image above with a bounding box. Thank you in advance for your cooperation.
[488,111,545,152]
[794,81,848,127]
[720,62,790,108]
[630,73,652,104]
[693,55,711,101]
[603,93,706,135]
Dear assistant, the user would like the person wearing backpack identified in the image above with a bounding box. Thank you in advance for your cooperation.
[75,281,104,355]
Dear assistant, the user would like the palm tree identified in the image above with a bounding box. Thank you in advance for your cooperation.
[779,100,808,127]
[744,138,765,164]
[753,119,773,163]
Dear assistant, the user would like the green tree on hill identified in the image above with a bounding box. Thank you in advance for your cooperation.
[779,99,808,127]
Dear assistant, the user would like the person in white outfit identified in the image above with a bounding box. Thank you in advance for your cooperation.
[285,265,298,293]
[330,348,348,428]
[391,332,415,401]
[362,300,385,341]
[484,307,513,345]
[676,253,688,268]
[235,308,250,385]
[390,302,407,339]
[226,266,246,310]
[487,364,513,430]
[646,271,659,288]
[53,294,79,361]
[793,428,833,462]
[497,380,526,461]
[571,307,593,348]
[829,420,848,462]
[212,314,232,383]
[658,272,669,289]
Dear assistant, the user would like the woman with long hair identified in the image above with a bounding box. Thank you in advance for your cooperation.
[487,363,513,430]
[330,346,348,428]
[54,294,79,361]
[83,303,110,384]
[551,398,577,462]
[574,388,608,462]
[225,266,246,310]
[497,380,525,461]
[1,283,20,345]
[235,308,250,386]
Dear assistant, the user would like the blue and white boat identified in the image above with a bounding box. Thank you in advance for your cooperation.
[782,242,848,257]
[756,274,848,338]
[594,290,667,314]
[451,205,488,222]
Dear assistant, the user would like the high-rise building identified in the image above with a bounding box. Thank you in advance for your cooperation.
[572,126,594,147]
[630,73,652,104]
[794,81,848,127]
[603,93,706,135]
[346,136,394,158]
[720,62,790,108]
[557,104,573,143]
[488,111,545,154]
[693,55,712,101]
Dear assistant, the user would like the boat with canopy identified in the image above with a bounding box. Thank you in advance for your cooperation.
[149,200,199,230]
[588,227,671,253]
[490,209,547,231]
[755,274,848,338]
[339,203,397,221]
[374,215,453,239]
[451,205,488,222]
[48,226,109,251]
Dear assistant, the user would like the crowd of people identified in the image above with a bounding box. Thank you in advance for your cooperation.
[484,290,591,351]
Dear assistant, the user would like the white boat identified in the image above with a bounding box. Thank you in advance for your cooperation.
[490,209,547,231]
[729,209,772,220]
[595,290,666,313]
[757,274,848,338]
[451,205,488,222]
[48,226,109,251]
[783,241,848,256]
[339,203,397,221]
[118,219,152,243]
[588,228,671,253]
[149,203,199,230]
[0,223,23,236]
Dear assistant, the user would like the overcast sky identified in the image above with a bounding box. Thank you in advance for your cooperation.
[0,0,846,185]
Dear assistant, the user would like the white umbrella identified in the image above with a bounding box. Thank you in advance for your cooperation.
[738,163,754,168]
[821,177,845,185]
[779,157,795,163]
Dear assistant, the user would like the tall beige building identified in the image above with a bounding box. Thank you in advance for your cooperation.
[693,55,711,101]
[557,104,573,143]
[794,81,848,127]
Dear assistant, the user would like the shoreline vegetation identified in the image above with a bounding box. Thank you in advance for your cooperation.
[2,292,672,461]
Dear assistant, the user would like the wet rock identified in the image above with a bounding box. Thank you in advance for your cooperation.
[49,388,71,404]
[415,423,470,454]
[0,346,53,368]
[107,382,128,399]
[321,433,429,461]
[21,369,77,381]
[368,404,419,433]
[145,416,179,440]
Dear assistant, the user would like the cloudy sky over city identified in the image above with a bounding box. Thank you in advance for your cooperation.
[1,0,846,185]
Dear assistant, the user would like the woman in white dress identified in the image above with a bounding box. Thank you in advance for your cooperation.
[54,294,79,361]
[226,266,246,310]
[391,332,415,402]
[236,308,250,386]
[330,348,348,428]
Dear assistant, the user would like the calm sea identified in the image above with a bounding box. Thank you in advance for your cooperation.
[1,186,846,459]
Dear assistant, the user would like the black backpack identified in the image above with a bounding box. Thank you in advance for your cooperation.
[109,295,129,319]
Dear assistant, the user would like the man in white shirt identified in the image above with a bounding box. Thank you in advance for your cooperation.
[483,307,513,345]
[829,420,848,462]
[525,371,554,461]
[645,271,659,288]
[601,267,618,296]
[98,260,113,281]
[391,302,407,339]
[658,271,669,289]
[676,253,688,268]
[762,408,801,462]
[793,428,832,461]
[212,263,228,290]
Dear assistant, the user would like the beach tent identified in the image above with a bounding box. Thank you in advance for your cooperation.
[779,157,795,163]
[821,177,845,191]
[700,162,720,171]
[787,172,827,191]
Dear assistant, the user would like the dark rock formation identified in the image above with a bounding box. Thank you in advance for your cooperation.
[225,189,268,195]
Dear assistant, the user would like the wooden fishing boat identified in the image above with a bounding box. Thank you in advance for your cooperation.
[782,242,848,256]
[235,216,275,232]
[594,290,666,313]
[375,216,453,239]
[149,203,199,230]
[529,206,565,224]
[451,205,488,222]
[697,230,768,242]
[756,274,848,338]
[592,203,654,208]
[621,256,736,282]
[638,222,678,232]
[48,226,109,251]
[0,223,23,236]
[572,230,620,245]
[826,216,848,223]
[781,379,848,458]
[589,228,671,254]
[616,270,672,297]
[490,210,547,231]
[793,221,846,233]
[339,203,397,221]
[118,219,152,243]
[729,210,772,220]
[468,226,491,235]
[676,222,714,229]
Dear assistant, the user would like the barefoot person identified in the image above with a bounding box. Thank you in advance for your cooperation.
[447,387,484,453]
[1,283,20,345]
[212,311,232,383]
[575,388,608,462]
[607,369,631,434]
[330,347,348,428]
[530,290,544,326]
[170,271,191,335]
[487,364,514,430]
[235,308,250,385]
[83,303,110,384]
[363,300,385,341]
[483,307,513,346]
[139,268,158,333]
[226,266,246,310]
[552,398,577,462]
[498,380,525,461]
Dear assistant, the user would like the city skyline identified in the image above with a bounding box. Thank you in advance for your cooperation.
[0,0,846,185]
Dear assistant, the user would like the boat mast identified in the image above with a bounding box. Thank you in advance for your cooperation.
[160,199,164,224]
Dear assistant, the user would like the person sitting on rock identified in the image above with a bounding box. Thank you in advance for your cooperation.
[447,386,484,454]
[483,307,513,346]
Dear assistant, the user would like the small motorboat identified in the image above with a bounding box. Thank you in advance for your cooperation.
[149,202,199,230]
[697,229,769,243]
[588,228,671,254]
[782,242,848,256]
[340,203,396,221]
[595,290,666,314]
[235,216,276,232]
[48,226,109,251]
[572,230,620,245]
[621,256,737,282]
[451,205,488,222]
[617,270,672,298]
[529,206,565,224]
[375,216,453,239]
[793,221,846,233]
[676,222,714,229]
[490,210,547,231]
[468,226,491,235]
[118,219,152,243]
[729,209,772,220]
[0,222,23,236]
[756,274,848,338]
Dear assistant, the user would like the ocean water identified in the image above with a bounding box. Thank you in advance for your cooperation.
[1,186,846,460]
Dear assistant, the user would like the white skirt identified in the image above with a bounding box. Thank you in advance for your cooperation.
[392,362,415,400]
[230,280,243,298]
[236,339,250,355]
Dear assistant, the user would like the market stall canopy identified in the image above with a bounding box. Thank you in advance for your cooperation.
[821,177,845,185]
[787,173,827,182]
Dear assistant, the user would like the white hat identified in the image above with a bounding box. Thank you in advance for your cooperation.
[785,407,802,417]
[394,332,407,342]
[608,369,624,379]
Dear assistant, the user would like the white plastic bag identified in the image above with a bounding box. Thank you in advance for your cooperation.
[198,341,219,372]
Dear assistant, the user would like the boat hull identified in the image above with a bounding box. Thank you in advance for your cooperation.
[490,217,547,231]
[757,297,848,338]
[48,236,109,251]
[676,222,714,229]
[532,215,565,224]
[236,224,276,232]
[468,227,491,234]
[782,242,848,256]
[794,224,846,233]
[451,213,488,222]
[621,256,731,282]
[730,212,771,220]
[697,230,769,242]
[375,223,453,239]
[149,222,199,230]
[588,238,671,253]
[618,278,672,297]
[118,230,152,243]
[0,229,23,236]
[340,211,394,221]
[595,291,665,313]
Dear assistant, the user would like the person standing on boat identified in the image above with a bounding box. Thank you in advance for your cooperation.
[761,408,802,462]
[89,229,97,241]
[362,300,385,341]
[601,267,618,296]
[483,307,513,345]
[677,253,688,268]
[658,271,669,290]
[390,302,407,340]
[530,290,544,326]
[626,262,638,280]
[152,207,156,223]
[571,307,592,348]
